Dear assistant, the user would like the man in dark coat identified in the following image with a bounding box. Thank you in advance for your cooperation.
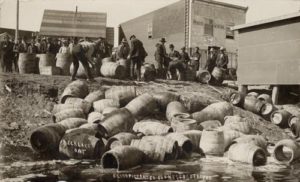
[191,47,201,71]
[216,47,229,69]
[128,35,147,81]
[154,38,167,78]
[117,38,130,60]
[1,35,14,72]
[205,47,217,73]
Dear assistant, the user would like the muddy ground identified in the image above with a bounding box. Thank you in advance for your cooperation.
[0,73,299,181]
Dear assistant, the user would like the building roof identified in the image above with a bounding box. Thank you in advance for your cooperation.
[196,0,248,11]
[232,11,300,30]
[40,9,107,38]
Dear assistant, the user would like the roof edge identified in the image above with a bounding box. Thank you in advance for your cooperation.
[194,0,248,11]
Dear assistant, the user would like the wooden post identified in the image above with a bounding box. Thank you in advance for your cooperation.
[272,86,280,105]
[15,0,19,43]
[238,85,248,95]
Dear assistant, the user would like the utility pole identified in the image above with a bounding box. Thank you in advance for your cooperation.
[15,0,19,43]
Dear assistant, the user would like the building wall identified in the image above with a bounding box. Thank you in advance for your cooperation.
[236,18,300,85]
[106,27,114,45]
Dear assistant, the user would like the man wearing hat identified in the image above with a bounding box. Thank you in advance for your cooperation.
[205,47,217,73]
[216,47,228,69]
[0,35,14,72]
[117,38,130,60]
[168,44,180,61]
[154,38,168,78]
[128,35,147,81]
[191,47,201,71]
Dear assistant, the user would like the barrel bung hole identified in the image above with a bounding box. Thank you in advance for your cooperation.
[274,145,293,162]
[102,153,119,169]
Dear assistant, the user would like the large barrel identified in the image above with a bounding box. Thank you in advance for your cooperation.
[58,118,87,130]
[60,80,89,103]
[152,92,179,112]
[93,99,120,113]
[243,96,265,114]
[290,116,300,137]
[88,112,103,124]
[133,121,173,136]
[199,120,222,130]
[59,128,106,159]
[211,67,224,84]
[271,109,292,129]
[39,66,61,76]
[199,129,224,156]
[130,136,179,162]
[141,63,156,81]
[228,143,267,166]
[105,86,136,107]
[52,109,85,122]
[30,123,67,153]
[222,129,244,151]
[70,62,95,79]
[125,93,158,119]
[166,133,193,156]
[100,62,125,79]
[166,101,188,122]
[38,53,56,68]
[171,118,201,132]
[56,53,73,76]
[179,130,202,153]
[223,115,251,134]
[18,53,38,74]
[196,69,211,84]
[99,108,135,138]
[192,102,233,125]
[64,98,92,114]
[106,132,139,150]
[84,90,105,103]
[273,139,300,164]
[101,146,144,170]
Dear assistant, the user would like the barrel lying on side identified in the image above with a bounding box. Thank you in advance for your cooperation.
[166,101,188,122]
[93,99,120,113]
[243,96,265,114]
[273,139,300,164]
[271,110,292,129]
[60,80,89,103]
[64,98,92,114]
[166,133,193,157]
[196,69,211,84]
[100,62,125,79]
[152,92,179,112]
[84,90,105,103]
[105,86,136,107]
[133,121,173,136]
[223,115,252,134]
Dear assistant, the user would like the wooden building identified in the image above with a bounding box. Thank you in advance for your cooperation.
[233,12,300,104]
[119,0,247,68]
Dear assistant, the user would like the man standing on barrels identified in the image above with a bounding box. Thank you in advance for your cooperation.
[154,38,168,79]
[216,47,229,70]
[70,37,95,82]
[1,35,14,72]
[128,35,147,81]
[205,47,217,73]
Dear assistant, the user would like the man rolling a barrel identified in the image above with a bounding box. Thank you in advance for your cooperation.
[128,35,147,81]
[70,37,95,82]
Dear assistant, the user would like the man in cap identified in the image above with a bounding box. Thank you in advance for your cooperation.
[191,47,201,71]
[117,38,130,60]
[1,35,14,72]
[216,47,229,69]
[205,47,217,73]
[154,37,168,78]
[128,35,147,81]
[179,46,190,66]
[168,44,180,61]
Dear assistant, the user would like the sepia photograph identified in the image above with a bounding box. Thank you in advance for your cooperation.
[0,0,299,181]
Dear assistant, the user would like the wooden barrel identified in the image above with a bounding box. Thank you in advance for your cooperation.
[152,92,179,112]
[125,93,158,119]
[60,80,89,103]
[58,118,87,130]
[199,120,222,130]
[84,90,105,103]
[257,94,273,104]
[93,99,120,113]
[18,53,38,74]
[105,86,136,107]
[100,62,125,79]
[247,92,259,98]
[179,94,208,113]
[38,53,55,68]
[196,69,211,84]
[52,109,85,122]
[141,63,156,81]
[233,135,268,153]
[211,67,224,84]
[64,98,92,114]
[30,123,67,153]
[102,107,119,118]
[166,101,188,121]
[70,62,95,79]
[166,133,193,156]
[39,66,61,76]
[59,128,106,159]
[289,116,300,137]
[102,57,112,64]
[273,139,300,164]
[179,130,202,153]
[56,53,73,76]
[222,129,244,151]
[130,136,179,162]
[185,66,196,81]
[87,112,103,124]
[228,143,267,166]
[133,121,173,136]
[192,102,233,125]
[223,115,251,134]
[101,146,144,170]
[118,58,130,77]
[52,103,84,114]
[171,118,202,132]
[243,96,265,114]
[261,103,277,120]
[99,108,135,138]
[199,129,224,156]
[229,92,244,106]
[107,132,138,150]
[271,109,292,129]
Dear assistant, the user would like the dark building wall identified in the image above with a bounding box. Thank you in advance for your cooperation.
[0,28,36,40]
[106,27,114,45]
[236,18,300,85]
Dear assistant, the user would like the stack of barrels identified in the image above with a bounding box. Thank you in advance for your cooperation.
[30,82,300,171]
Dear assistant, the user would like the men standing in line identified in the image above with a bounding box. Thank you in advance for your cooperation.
[128,35,147,81]
[154,38,168,78]
[1,35,14,72]
[70,37,94,82]
[216,47,229,69]
[205,47,217,73]
[191,47,201,71]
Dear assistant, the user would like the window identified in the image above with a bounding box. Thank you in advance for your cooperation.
[204,18,213,36]
[226,23,235,39]
[147,23,153,39]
